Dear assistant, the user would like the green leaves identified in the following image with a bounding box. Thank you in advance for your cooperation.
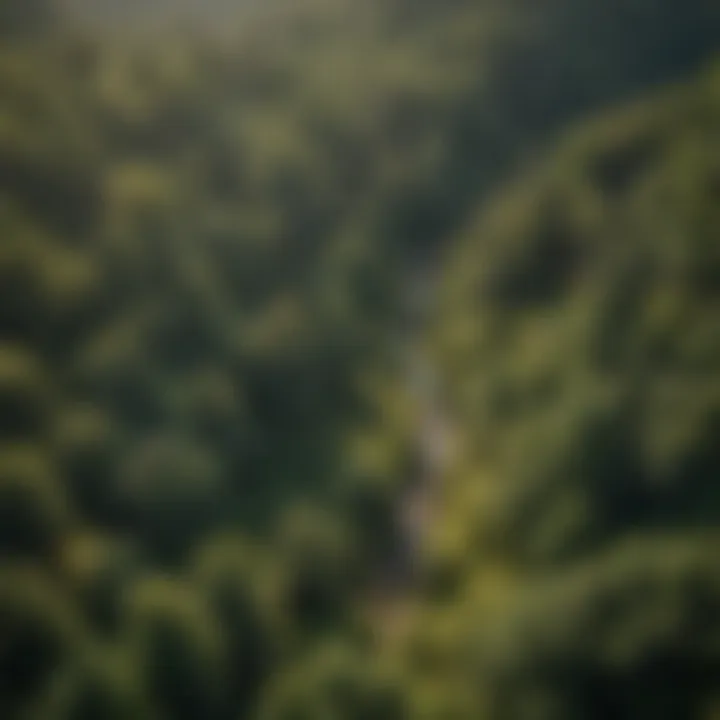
[429,65,720,719]
[124,577,227,720]
[0,446,69,560]
[1,2,719,718]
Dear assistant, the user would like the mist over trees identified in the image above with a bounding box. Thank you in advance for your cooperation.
[1,0,719,718]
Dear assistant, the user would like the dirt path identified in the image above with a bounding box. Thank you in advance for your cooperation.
[364,267,455,644]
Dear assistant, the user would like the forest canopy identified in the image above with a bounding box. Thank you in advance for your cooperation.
[0,0,719,718]
[428,66,720,718]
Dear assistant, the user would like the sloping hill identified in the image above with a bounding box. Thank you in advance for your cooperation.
[0,2,719,717]
[419,63,720,720]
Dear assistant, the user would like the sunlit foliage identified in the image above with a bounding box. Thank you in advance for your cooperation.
[1,0,719,717]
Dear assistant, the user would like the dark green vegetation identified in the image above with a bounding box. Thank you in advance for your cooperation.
[1,0,719,718]
[426,67,720,718]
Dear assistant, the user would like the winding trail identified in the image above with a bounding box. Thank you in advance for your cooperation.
[365,266,456,640]
[397,265,456,573]
[396,342,453,579]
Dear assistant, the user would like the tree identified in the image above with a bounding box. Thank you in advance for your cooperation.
[124,577,227,720]
[258,642,407,720]
[0,446,69,560]
[193,535,275,717]
[0,568,81,716]
[426,65,720,718]
[0,0,58,37]
[115,433,226,564]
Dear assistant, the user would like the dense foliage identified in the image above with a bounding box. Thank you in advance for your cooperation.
[0,0,718,718]
[428,67,720,719]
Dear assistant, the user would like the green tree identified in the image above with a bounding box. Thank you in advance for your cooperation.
[427,65,720,719]
[0,0,58,37]
[115,434,226,564]
[0,568,82,717]
[0,446,69,560]
[193,535,275,717]
[124,577,227,720]
[258,642,407,720]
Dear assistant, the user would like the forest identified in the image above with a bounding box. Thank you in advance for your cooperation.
[0,0,719,718]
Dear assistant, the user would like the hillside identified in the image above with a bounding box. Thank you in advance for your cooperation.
[0,0,719,718]
[419,64,720,720]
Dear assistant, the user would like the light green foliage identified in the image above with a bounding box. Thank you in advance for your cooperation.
[0,0,719,718]
[426,67,720,719]
[124,577,228,720]
[258,641,407,720]
[34,648,153,720]
[0,445,69,559]
[0,568,82,717]
[270,505,363,637]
